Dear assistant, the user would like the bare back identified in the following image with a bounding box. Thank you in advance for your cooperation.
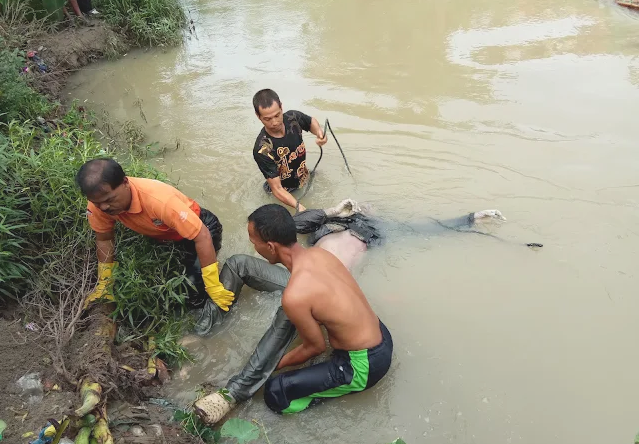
[284,247,382,351]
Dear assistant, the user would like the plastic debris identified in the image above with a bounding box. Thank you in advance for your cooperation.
[26,51,48,73]
[28,421,55,444]
[130,426,145,437]
[16,373,43,404]
[0,419,6,441]
[25,322,39,332]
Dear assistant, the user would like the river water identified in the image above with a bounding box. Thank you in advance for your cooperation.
[65,0,639,442]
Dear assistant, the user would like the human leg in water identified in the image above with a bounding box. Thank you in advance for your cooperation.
[192,201,369,426]
[193,254,296,425]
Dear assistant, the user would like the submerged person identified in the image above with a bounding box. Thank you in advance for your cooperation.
[76,158,234,312]
[252,89,328,212]
[192,200,508,424]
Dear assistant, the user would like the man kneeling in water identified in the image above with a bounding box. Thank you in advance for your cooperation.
[255,204,391,413]
[193,200,506,424]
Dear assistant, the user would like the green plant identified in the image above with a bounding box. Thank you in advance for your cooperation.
[94,0,186,46]
[0,46,52,123]
[172,411,265,444]
[0,0,56,48]
[0,104,194,365]
[173,410,218,443]
[220,419,260,444]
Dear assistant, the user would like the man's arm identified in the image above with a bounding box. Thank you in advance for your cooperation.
[276,291,326,370]
[308,117,327,147]
[96,231,115,263]
[193,224,217,268]
[266,177,306,212]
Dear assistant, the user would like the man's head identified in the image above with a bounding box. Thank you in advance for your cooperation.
[253,89,283,135]
[76,158,132,216]
[247,204,297,264]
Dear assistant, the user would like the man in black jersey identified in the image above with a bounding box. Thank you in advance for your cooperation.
[252,89,328,212]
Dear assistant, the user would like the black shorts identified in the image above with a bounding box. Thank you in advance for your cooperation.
[177,207,222,308]
[264,320,393,414]
[262,181,299,194]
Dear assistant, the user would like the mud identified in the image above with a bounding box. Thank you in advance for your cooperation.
[0,315,76,443]
[25,19,126,98]
[0,14,202,444]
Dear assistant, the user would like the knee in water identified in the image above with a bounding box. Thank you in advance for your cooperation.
[263,376,286,414]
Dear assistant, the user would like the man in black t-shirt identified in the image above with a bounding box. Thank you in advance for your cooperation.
[252,89,327,212]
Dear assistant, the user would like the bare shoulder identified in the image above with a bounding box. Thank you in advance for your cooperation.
[282,270,314,306]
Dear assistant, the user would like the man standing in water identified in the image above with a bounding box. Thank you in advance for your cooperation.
[252,89,328,212]
[195,204,393,419]
[75,158,235,311]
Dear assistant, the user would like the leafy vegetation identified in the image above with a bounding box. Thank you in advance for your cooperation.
[94,0,186,46]
[0,106,194,364]
[173,411,267,444]
[0,46,53,124]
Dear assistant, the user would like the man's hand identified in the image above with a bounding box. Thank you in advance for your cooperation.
[84,261,117,309]
[202,262,235,311]
[315,130,328,147]
[309,117,328,148]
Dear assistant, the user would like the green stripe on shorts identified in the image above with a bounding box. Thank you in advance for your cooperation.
[282,350,370,414]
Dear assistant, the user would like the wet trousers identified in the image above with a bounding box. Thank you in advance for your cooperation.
[213,254,297,403]
[176,208,223,308]
[264,320,393,414]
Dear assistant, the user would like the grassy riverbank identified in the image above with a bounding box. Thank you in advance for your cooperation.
[0,0,192,358]
[0,1,204,442]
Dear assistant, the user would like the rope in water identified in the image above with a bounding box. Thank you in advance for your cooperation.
[295,119,353,213]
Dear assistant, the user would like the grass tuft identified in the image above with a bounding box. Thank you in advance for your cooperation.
[95,0,186,47]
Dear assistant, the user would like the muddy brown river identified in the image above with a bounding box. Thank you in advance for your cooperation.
[65,0,639,442]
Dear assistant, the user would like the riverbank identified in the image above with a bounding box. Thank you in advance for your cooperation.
[0,2,207,443]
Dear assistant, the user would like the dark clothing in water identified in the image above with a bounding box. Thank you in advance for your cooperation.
[293,208,383,247]
[253,110,313,190]
[191,207,480,405]
[177,208,223,308]
[264,320,393,414]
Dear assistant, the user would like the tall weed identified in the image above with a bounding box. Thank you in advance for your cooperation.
[0,46,53,123]
[95,0,186,46]
[0,105,192,364]
[0,0,55,48]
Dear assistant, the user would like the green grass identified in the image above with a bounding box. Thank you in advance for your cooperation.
[0,46,53,124]
[95,0,186,46]
[0,105,193,364]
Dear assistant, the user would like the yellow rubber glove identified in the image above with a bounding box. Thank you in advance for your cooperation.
[84,262,117,309]
[201,262,235,311]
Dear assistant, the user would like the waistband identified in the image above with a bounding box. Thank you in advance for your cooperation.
[336,319,392,360]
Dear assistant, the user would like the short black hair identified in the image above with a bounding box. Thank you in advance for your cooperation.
[248,204,297,246]
[252,89,281,115]
[75,158,126,197]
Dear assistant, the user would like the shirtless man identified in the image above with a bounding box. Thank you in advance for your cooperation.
[193,200,511,423]
[249,204,392,414]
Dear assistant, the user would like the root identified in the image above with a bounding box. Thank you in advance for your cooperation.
[22,248,96,386]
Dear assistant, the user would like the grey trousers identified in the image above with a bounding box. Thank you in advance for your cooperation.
[213,254,296,403]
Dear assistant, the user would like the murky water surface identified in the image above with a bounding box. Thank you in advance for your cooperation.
[66,0,639,442]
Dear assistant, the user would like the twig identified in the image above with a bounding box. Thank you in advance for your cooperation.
[21,249,96,386]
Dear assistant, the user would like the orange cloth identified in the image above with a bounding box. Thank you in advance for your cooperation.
[86,177,203,241]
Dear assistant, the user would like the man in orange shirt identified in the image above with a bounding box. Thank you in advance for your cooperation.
[75,158,234,313]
